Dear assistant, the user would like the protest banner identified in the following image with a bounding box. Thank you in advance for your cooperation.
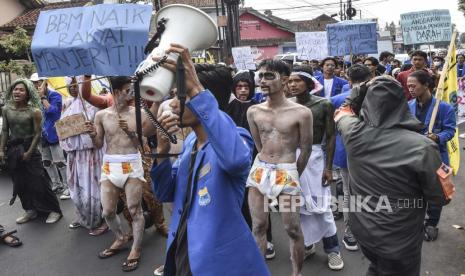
[400,9,452,45]
[232,46,256,70]
[326,22,377,56]
[31,4,152,77]
[295,32,328,61]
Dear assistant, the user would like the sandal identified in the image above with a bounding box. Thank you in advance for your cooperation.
[122,257,140,272]
[89,223,109,236]
[98,248,122,259]
[1,230,23,247]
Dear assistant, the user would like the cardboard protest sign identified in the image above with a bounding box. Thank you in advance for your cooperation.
[232,46,256,70]
[296,32,328,61]
[400,10,451,45]
[55,113,87,140]
[31,4,152,77]
[326,22,377,56]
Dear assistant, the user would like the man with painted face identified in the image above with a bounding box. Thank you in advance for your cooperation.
[150,44,269,276]
[226,70,276,260]
[288,65,343,271]
[247,59,313,276]
[85,76,146,272]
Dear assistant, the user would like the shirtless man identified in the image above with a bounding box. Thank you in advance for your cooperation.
[85,76,145,272]
[247,59,313,276]
[288,66,344,271]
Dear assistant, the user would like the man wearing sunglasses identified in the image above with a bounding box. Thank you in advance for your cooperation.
[247,59,313,276]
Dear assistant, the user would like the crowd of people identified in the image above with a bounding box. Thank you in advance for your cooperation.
[0,46,458,276]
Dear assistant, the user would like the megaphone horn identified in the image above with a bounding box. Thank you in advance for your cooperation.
[135,4,219,101]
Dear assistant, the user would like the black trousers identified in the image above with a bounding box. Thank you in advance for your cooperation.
[360,245,421,276]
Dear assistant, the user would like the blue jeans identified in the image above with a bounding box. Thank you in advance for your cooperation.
[323,234,340,254]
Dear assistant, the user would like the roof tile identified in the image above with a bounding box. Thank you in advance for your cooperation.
[1,1,90,30]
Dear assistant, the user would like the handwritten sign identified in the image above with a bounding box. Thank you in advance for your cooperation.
[31,4,152,77]
[232,46,256,70]
[326,22,377,56]
[400,10,451,45]
[55,113,87,140]
[296,32,328,61]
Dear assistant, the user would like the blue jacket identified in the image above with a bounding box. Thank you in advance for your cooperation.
[41,88,62,144]
[151,90,270,276]
[315,75,349,97]
[408,97,456,165]
[341,83,351,94]
[331,92,350,168]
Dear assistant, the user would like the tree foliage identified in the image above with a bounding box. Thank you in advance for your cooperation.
[0,27,32,61]
[0,27,35,77]
[460,0,465,16]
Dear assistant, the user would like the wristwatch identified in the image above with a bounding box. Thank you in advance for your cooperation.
[40,97,47,101]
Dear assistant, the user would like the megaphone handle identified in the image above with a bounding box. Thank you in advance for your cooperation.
[176,58,186,126]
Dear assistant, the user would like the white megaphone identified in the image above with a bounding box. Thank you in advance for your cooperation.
[136,4,218,101]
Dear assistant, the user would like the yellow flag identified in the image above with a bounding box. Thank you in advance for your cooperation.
[441,43,460,175]
[47,77,69,97]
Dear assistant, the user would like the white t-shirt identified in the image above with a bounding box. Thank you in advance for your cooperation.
[323,78,334,99]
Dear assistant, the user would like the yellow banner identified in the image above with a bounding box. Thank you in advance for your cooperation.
[442,43,460,175]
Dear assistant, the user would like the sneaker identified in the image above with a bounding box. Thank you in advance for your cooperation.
[45,212,62,224]
[265,242,276,260]
[342,235,359,251]
[328,252,344,270]
[424,225,439,241]
[60,189,71,200]
[153,265,164,276]
[304,244,316,259]
[16,210,38,224]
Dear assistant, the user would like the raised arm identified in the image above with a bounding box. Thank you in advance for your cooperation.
[296,108,313,176]
[82,76,112,109]
[42,91,62,115]
[247,106,263,152]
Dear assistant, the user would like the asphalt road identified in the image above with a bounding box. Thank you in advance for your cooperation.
[1,130,465,276]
